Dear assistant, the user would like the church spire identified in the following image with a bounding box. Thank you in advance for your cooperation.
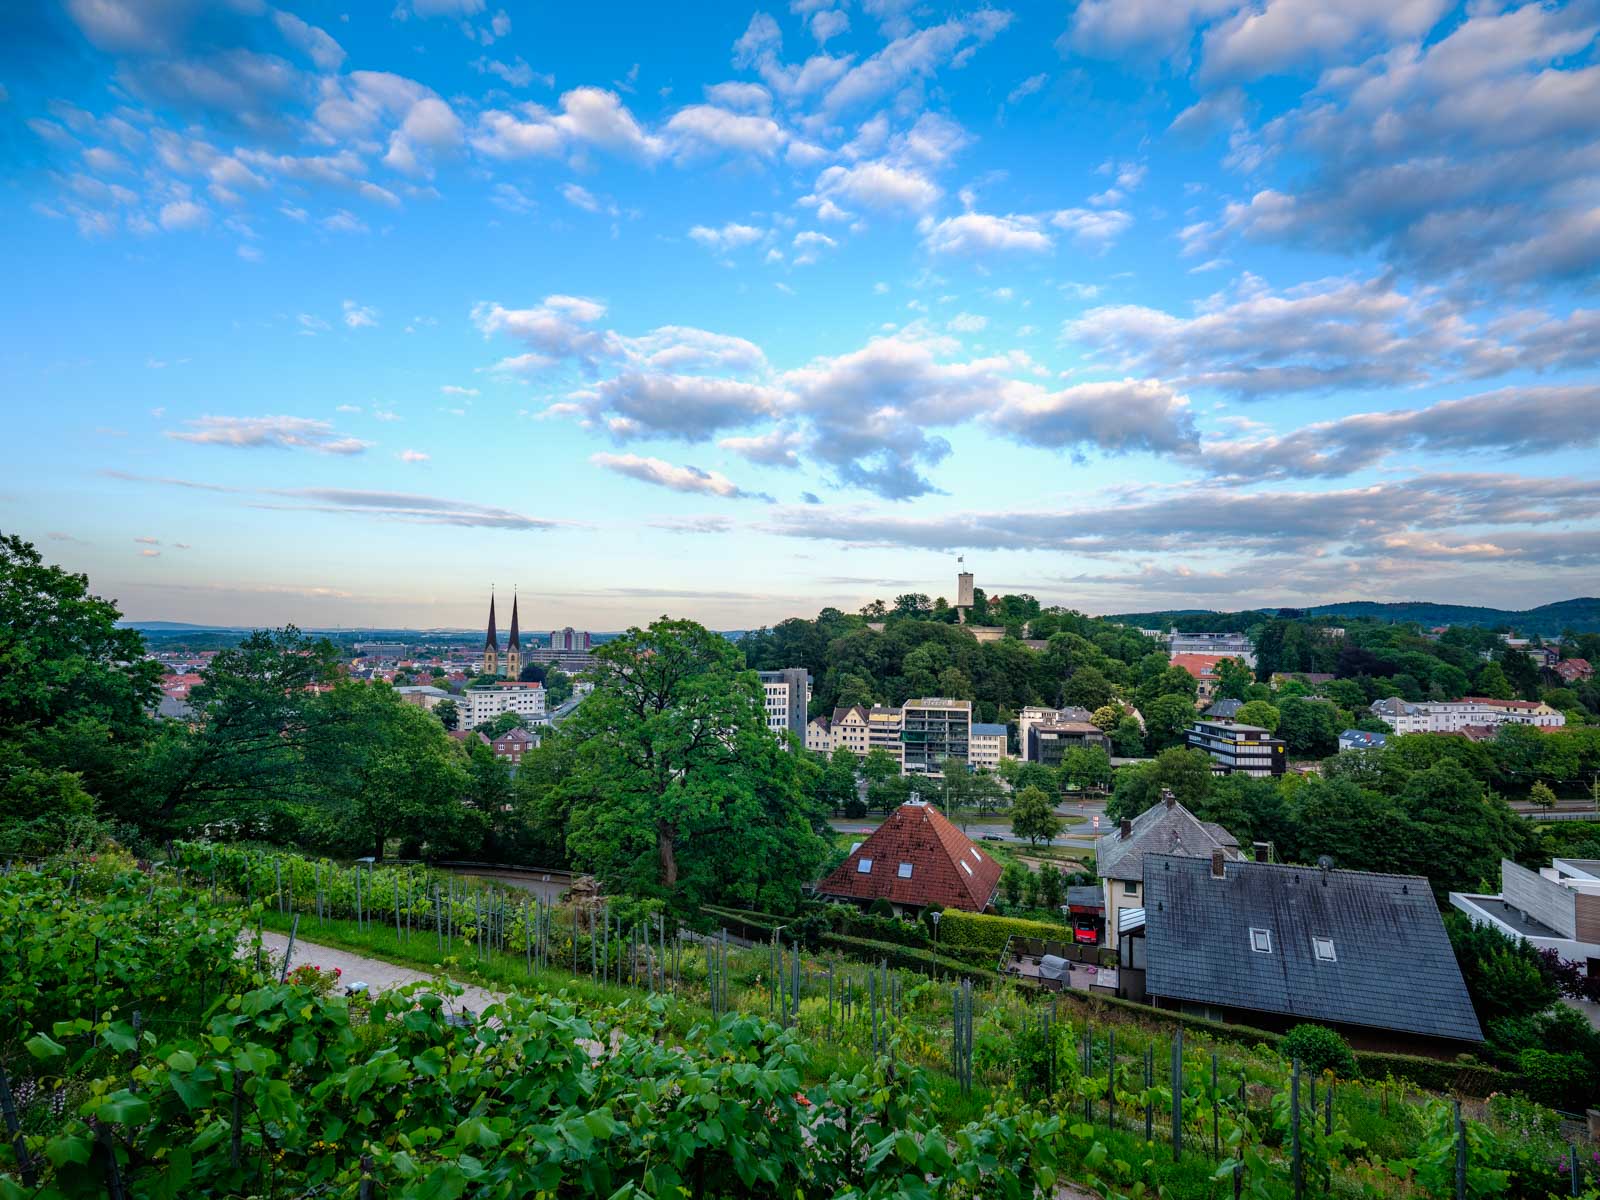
[504,591,522,679]
[482,592,500,676]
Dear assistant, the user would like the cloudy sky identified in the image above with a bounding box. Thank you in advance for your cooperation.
[3,0,1598,629]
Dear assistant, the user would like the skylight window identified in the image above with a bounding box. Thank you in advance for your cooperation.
[1313,937,1337,962]
[961,861,973,875]
[857,858,873,874]
[897,862,913,878]
[1249,928,1272,954]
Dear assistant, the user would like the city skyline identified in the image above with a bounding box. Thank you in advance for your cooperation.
[4,1,1599,628]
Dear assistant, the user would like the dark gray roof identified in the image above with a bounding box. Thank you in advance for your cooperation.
[1096,798,1241,882]
[1142,855,1482,1043]
[1204,698,1244,719]
[1066,885,1104,909]
[1339,729,1388,750]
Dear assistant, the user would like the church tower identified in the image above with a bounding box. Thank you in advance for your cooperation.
[482,593,500,677]
[504,592,522,679]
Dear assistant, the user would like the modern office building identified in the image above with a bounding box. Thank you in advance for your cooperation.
[1185,718,1286,777]
[757,668,812,743]
[1028,720,1110,766]
[901,697,971,777]
[1017,706,1095,757]
[1166,630,1256,667]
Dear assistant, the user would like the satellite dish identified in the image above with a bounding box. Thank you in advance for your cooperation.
[1316,855,1334,871]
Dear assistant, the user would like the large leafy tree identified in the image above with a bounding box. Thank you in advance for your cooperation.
[559,618,830,913]
[1010,785,1061,847]
[0,534,162,851]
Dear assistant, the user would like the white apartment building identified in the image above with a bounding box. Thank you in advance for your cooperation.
[1017,706,1095,759]
[806,717,833,753]
[462,681,547,727]
[968,722,1008,770]
[1370,696,1566,733]
[831,706,871,756]
[1452,859,1600,978]
[757,668,811,743]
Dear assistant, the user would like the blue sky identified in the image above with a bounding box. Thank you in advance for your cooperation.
[3,0,1598,629]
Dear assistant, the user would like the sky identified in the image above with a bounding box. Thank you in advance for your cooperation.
[2,0,1598,631]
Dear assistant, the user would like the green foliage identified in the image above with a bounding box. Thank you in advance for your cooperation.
[559,619,832,916]
[1234,700,1280,733]
[817,932,1000,981]
[1010,785,1061,846]
[1279,1024,1358,1078]
[935,909,1069,956]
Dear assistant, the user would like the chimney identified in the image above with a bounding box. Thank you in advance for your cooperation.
[1162,788,1176,809]
[1211,848,1226,879]
[1119,818,1132,839]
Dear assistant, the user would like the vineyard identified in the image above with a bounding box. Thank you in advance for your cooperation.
[2,851,1594,1199]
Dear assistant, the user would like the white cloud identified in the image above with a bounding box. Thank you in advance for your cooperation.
[342,300,378,329]
[815,160,941,212]
[158,199,208,231]
[921,211,1053,256]
[665,105,786,158]
[590,452,767,499]
[688,221,766,253]
[441,385,480,396]
[398,449,431,463]
[166,415,370,455]
[1051,207,1133,249]
[947,312,988,333]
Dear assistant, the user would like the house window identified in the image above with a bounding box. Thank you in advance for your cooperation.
[1125,881,1139,897]
[961,861,973,875]
[897,863,913,879]
[1312,937,1337,962]
[1249,928,1272,954]
[857,858,873,874]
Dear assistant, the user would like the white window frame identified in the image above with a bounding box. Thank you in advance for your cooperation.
[857,858,873,874]
[1312,936,1336,962]
[1249,927,1272,954]
[897,862,913,879]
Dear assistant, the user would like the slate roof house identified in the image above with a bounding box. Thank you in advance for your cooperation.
[815,801,1002,914]
[1096,792,1242,950]
[1128,853,1482,1054]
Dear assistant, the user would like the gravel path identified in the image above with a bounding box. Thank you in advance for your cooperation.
[252,930,506,1018]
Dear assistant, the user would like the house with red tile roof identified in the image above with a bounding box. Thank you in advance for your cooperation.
[815,801,1002,914]
[1168,654,1231,701]
[1553,658,1593,684]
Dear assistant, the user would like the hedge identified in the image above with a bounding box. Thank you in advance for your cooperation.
[936,910,1073,956]
[819,933,1000,983]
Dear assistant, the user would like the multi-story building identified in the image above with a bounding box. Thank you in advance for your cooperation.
[867,706,905,766]
[1028,720,1109,766]
[1185,719,1286,778]
[1369,696,1567,733]
[491,726,539,766]
[968,722,1009,770]
[1017,706,1094,757]
[757,668,812,744]
[806,716,833,753]
[901,698,971,777]
[1167,630,1256,667]
[462,681,547,728]
[1451,859,1600,981]
[551,627,592,652]
[830,706,871,756]
[393,684,453,712]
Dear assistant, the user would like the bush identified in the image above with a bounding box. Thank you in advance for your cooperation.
[1516,1048,1593,1112]
[1281,1024,1358,1078]
[866,897,894,918]
[936,909,1070,956]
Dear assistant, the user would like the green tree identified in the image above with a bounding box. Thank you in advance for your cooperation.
[1234,700,1281,733]
[0,534,163,844]
[860,747,901,788]
[559,618,830,913]
[1000,860,1027,907]
[306,682,478,860]
[1213,657,1254,701]
[1060,744,1111,791]
[1037,863,1064,909]
[1111,715,1145,757]
[1062,666,1114,711]
[1011,785,1062,847]
[1529,780,1558,809]
[1474,662,1514,700]
[543,666,575,706]
[1276,696,1341,758]
[476,710,527,738]
[433,698,460,731]
[1090,704,1121,732]
[1144,693,1197,751]
[819,746,861,813]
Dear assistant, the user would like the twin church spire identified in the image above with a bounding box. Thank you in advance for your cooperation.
[481,591,521,678]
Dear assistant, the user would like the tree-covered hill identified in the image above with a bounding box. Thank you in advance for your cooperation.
[1108,598,1600,636]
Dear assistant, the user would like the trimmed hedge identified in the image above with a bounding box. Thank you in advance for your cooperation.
[819,932,1000,983]
[936,910,1072,956]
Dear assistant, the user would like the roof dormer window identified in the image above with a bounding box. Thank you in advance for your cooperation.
[1249,927,1272,954]
[857,858,873,874]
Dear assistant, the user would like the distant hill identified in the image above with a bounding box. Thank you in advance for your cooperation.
[1107,598,1600,637]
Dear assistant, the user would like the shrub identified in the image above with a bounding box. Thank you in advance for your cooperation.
[866,897,894,918]
[817,932,999,982]
[1516,1048,1593,1112]
[936,910,1070,956]
[1281,1024,1358,1078]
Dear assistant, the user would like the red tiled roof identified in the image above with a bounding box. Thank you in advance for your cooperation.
[1460,696,1546,710]
[1169,654,1229,678]
[815,802,1002,912]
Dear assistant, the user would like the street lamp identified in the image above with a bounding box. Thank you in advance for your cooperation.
[930,909,942,958]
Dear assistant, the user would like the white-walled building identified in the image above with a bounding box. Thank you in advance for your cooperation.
[757,668,812,744]
[463,681,546,727]
[969,722,1009,770]
[1370,696,1566,733]
[1451,859,1600,979]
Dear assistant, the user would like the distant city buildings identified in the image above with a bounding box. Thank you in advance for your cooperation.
[491,726,539,766]
[478,593,523,678]
[1027,719,1109,766]
[393,684,452,712]
[529,627,596,672]
[1166,629,1256,668]
[1017,706,1094,758]
[1369,696,1567,733]
[968,722,1008,770]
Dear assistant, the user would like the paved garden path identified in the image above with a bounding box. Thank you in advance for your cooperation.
[251,929,505,1018]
